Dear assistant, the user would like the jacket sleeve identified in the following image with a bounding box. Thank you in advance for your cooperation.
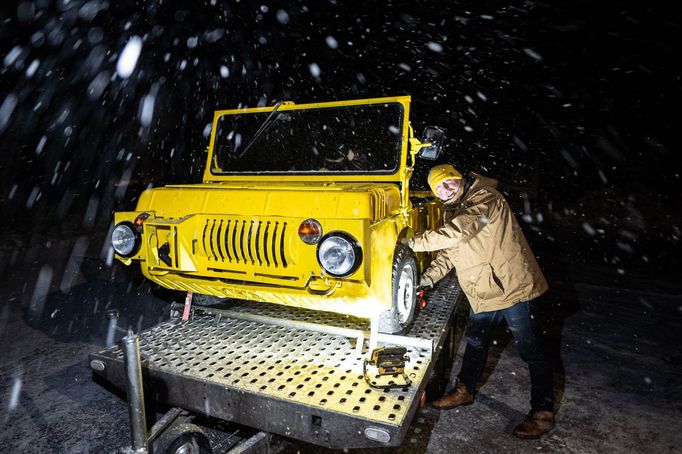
[413,189,499,252]
[422,249,456,283]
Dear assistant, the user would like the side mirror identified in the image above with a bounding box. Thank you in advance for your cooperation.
[419,126,445,160]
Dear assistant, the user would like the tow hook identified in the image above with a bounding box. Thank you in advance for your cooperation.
[418,289,427,310]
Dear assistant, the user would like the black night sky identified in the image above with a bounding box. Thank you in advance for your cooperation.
[0,1,681,452]
[2,0,680,283]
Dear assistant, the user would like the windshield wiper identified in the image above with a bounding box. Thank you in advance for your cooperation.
[235,101,284,158]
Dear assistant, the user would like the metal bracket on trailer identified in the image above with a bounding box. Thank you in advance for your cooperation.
[194,306,434,357]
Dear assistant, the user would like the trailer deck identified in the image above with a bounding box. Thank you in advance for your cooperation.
[90,275,462,449]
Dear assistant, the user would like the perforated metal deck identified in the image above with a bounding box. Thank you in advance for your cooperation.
[91,275,461,449]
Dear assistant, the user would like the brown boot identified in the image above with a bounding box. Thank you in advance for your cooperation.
[513,410,555,439]
[431,382,474,410]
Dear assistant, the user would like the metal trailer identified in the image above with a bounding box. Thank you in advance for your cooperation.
[90,275,462,453]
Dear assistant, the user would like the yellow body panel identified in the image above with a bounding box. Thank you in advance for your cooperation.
[113,96,443,320]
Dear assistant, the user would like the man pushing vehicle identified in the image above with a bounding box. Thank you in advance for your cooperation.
[403,164,556,439]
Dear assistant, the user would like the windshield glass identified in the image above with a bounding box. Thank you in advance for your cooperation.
[212,102,404,174]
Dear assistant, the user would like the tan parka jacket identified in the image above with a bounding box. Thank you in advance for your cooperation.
[413,173,548,313]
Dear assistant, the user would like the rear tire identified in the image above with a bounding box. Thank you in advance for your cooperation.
[378,245,418,334]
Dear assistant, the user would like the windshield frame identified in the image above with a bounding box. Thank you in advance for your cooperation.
[203,96,412,183]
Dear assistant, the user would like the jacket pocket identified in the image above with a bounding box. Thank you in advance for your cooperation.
[458,263,504,301]
[477,264,505,300]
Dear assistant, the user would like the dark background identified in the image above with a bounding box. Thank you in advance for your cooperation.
[1,0,681,288]
[1,2,681,452]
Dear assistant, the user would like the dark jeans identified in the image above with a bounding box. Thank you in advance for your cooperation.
[457,300,555,412]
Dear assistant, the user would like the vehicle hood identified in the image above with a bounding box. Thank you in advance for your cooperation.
[135,182,402,221]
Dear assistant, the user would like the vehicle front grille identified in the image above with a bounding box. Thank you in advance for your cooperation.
[201,217,289,269]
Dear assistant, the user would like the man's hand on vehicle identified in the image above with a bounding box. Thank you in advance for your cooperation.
[419,275,434,290]
[399,237,414,249]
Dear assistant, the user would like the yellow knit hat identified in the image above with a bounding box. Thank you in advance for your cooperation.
[427,164,463,194]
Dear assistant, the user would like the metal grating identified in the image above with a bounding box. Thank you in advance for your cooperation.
[95,273,461,429]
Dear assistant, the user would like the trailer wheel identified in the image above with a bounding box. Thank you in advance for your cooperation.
[378,245,418,334]
[153,422,212,454]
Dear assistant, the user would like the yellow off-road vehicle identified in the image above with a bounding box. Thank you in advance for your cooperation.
[111,96,444,333]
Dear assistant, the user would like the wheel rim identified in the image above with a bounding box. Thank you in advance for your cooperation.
[397,263,416,324]
[174,440,200,454]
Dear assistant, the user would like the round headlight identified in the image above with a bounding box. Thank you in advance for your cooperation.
[316,233,362,277]
[111,223,139,257]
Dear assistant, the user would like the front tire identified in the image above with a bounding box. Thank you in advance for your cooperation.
[378,245,418,334]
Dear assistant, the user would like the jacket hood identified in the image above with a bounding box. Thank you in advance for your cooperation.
[442,172,498,206]
[467,173,498,193]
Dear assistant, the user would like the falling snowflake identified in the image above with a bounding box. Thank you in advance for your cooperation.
[309,63,321,78]
[427,41,443,53]
[523,48,543,62]
[276,9,290,24]
[0,94,18,132]
[116,36,143,78]
[325,36,338,49]
[25,59,40,77]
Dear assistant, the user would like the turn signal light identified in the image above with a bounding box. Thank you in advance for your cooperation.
[133,212,150,231]
[298,218,322,244]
